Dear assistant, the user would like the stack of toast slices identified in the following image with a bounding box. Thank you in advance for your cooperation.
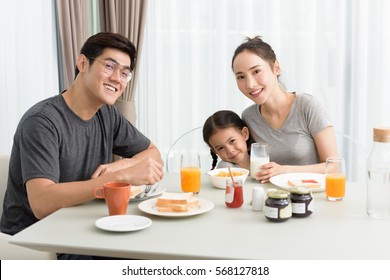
[155,192,199,212]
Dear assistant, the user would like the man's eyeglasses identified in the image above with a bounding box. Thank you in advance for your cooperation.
[92,58,132,84]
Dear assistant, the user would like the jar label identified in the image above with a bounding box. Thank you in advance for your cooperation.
[280,204,292,218]
[264,206,278,219]
[225,185,234,203]
[292,202,306,214]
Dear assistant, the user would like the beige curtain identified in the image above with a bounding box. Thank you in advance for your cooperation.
[55,0,89,91]
[99,0,148,125]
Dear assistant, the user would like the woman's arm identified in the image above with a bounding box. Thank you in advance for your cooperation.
[255,126,338,182]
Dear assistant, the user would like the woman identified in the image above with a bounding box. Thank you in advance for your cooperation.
[232,36,338,183]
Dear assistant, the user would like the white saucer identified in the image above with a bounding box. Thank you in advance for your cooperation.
[269,173,325,192]
[138,198,214,218]
[95,215,152,232]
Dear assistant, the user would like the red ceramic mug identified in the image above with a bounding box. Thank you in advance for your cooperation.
[94,182,131,215]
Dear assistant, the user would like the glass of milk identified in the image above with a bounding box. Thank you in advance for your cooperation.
[250,143,269,179]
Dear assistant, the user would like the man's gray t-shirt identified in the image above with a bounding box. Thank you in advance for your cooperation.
[1,94,150,235]
[242,93,332,165]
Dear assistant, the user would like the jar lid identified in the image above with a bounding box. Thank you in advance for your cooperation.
[268,190,289,199]
[373,127,390,143]
[290,186,311,194]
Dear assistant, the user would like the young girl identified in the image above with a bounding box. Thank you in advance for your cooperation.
[203,110,254,170]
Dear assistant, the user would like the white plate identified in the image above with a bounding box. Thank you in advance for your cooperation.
[269,173,325,192]
[130,183,166,201]
[95,215,152,232]
[138,198,214,217]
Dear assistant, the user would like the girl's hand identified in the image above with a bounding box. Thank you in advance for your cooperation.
[255,162,284,183]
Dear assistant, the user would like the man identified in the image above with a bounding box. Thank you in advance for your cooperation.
[1,32,164,246]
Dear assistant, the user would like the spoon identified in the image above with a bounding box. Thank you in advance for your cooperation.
[228,166,236,185]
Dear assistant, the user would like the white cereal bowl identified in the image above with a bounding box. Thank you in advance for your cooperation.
[207,167,249,189]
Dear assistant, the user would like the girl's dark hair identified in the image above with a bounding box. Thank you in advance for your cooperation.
[231,36,277,70]
[75,32,137,77]
[203,110,254,170]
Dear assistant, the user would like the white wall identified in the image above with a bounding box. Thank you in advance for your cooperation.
[136,0,390,171]
[0,0,59,155]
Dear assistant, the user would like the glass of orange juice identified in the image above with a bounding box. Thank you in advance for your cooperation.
[325,157,346,201]
[180,153,201,194]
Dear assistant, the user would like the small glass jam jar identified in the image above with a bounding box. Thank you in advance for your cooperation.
[225,179,244,208]
[264,190,292,222]
[290,186,313,217]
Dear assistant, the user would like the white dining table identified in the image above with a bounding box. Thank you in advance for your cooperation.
[9,172,390,259]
